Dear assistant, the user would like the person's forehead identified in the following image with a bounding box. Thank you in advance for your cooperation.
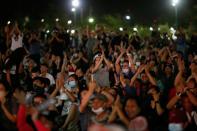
[93,98,105,103]
[126,99,137,106]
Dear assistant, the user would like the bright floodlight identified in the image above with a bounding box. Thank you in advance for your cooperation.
[170,27,176,34]
[67,20,72,25]
[125,15,131,20]
[72,0,80,8]
[149,27,153,31]
[170,27,175,31]
[71,29,75,34]
[71,7,76,12]
[46,30,50,34]
[88,18,94,23]
[119,27,123,31]
[172,0,179,7]
[56,18,59,22]
[7,21,11,25]
[133,27,138,32]
[41,19,45,23]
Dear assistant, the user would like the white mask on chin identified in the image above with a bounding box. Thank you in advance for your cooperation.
[92,107,104,115]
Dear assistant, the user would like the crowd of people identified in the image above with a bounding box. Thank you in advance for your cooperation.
[0,21,197,131]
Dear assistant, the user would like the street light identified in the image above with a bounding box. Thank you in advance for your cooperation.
[172,0,179,7]
[72,0,80,8]
[7,21,11,25]
[46,30,50,34]
[55,18,59,22]
[171,0,179,28]
[67,20,72,25]
[125,15,131,20]
[149,27,153,31]
[71,7,76,12]
[41,18,45,23]
[88,17,94,23]
[133,27,138,32]
[119,27,123,31]
[71,0,80,27]
[71,29,75,34]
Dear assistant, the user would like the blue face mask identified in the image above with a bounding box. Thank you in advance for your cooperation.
[68,80,77,88]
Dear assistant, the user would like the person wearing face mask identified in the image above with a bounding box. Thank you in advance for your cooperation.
[91,94,109,121]
[121,60,133,79]
[79,80,111,131]
[0,81,18,131]
[55,74,80,131]
[115,46,135,87]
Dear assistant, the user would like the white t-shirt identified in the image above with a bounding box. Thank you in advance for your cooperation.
[10,34,23,51]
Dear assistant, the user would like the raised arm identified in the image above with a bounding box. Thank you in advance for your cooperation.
[130,65,145,87]
[79,81,96,113]
[174,58,185,87]
[145,64,157,86]
[62,104,78,129]
[91,54,104,73]
[115,47,125,74]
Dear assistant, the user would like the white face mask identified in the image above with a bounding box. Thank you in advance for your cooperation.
[92,107,104,115]
[122,68,129,74]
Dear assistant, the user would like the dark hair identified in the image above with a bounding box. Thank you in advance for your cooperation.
[0,80,11,92]
[31,66,40,73]
[124,96,142,110]
[69,74,78,81]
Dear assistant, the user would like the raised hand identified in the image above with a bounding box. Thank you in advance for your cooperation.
[145,64,150,73]
[177,58,185,72]
[137,65,145,74]
[88,80,97,92]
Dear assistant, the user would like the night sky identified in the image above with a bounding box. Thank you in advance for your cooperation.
[0,0,196,24]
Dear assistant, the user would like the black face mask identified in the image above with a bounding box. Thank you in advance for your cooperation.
[33,84,45,95]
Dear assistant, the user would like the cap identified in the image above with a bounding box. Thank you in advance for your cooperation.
[93,52,102,61]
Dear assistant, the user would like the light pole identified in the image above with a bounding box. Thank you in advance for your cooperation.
[171,0,179,28]
[71,0,80,27]
[88,17,94,24]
